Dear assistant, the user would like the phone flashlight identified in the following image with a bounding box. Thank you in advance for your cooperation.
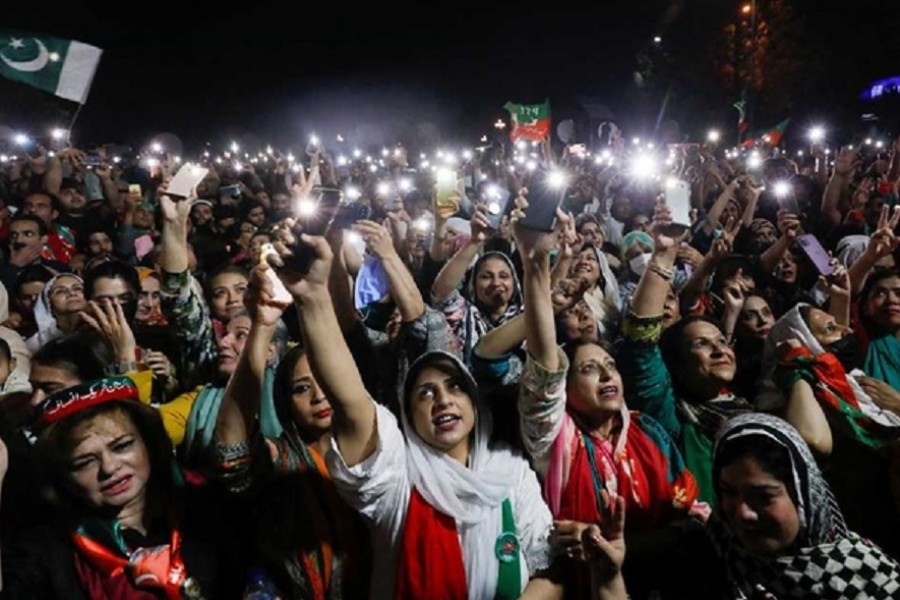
[51,128,66,141]
[707,130,720,143]
[547,170,568,188]
[747,153,763,170]
[146,158,160,168]
[297,197,317,217]
[398,178,412,192]
[14,133,30,146]
[414,218,431,232]
[151,142,163,153]
[337,155,348,166]
[377,182,391,196]
[230,141,239,153]
[345,186,361,201]
[462,150,473,160]
[773,181,792,198]
[353,149,362,158]
[808,126,825,142]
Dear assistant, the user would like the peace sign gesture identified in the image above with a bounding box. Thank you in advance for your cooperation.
[865,205,900,260]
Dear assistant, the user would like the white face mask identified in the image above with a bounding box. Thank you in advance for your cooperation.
[629,252,652,276]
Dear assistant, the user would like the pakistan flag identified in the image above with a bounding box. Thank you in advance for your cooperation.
[0,31,102,104]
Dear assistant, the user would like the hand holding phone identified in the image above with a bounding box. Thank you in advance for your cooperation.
[167,164,209,199]
[664,178,692,229]
[795,234,833,276]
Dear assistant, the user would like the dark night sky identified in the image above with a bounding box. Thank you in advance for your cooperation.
[2,0,899,153]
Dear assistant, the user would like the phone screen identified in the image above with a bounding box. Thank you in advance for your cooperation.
[664,178,692,227]
[518,175,567,232]
[795,234,834,276]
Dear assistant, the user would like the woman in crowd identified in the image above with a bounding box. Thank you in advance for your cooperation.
[514,200,702,598]
[431,206,523,365]
[25,273,86,353]
[214,263,370,599]
[710,412,900,598]
[0,376,245,597]
[266,231,560,598]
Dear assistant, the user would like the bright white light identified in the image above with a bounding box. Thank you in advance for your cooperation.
[112,156,121,164]
[336,134,344,143]
[377,182,391,196]
[707,130,720,143]
[508,165,517,173]
[414,218,431,232]
[369,165,378,173]
[51,128,66,141]
[345,231,361,245]
[479,172,488,181]
[14,133,29,146]
[797,151,804,157]
[487,201,502,215]
[287,153,295,163]
[230,141,239,153]
[337,155,348,166]
[0,155,8,163]
[876,140,884,149]
[515,155,525,165]
[394,148,402,157]
[215,158,223,165]
[647,142,655,149]
[48,52,60,62]
[526,160,537,171]
[653,36,662,43]
[146,158,160,168]
[266,146,274,155]
[250,158,258,164]
[345,186,361,201]
[547,170,567,188]
[808,126,825,142]
[421,160,430,168]
[747,154,763,170]
[382,148,389,157]
[419,153,427,160]
[602,150,611,159]
[595,156,604,165]
[151,142,162,153]
[399,178,413,192]
[203,151,210,158]
[516,141,526,150]
[865,138,873,145]
[773,181,791,198]
[630,154,657,178]
[224,151,232,159]
[353,149,362,158]
[486,184,500,198]
[436,150,445,159]
[309,134,319,147]
[462,150,473,160]
[444,153,458,165]
[47,151,56,157]
[632,137,641,145]
[233,161,243,172]
[297,198,317,216]
[365,156,372,163]
[825,149,831,155]
[175,156,182,163]
[290,164,301,173]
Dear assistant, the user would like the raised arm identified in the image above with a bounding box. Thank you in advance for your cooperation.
[700,176,742,236]
[430,207,491,302]
[821,148,857,228]
[848,206,900,294]
[354,220,425,321]
[678,217,741,313]
[759,210,800,275]
[631,206,682,318]
[270,235,376,466]
[216,264,285,446]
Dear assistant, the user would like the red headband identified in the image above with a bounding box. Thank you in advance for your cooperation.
[34,376,140,430]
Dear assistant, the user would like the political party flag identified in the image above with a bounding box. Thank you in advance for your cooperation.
[0,31,102,104]
[740,119,790,149]
[503,100,551,142]
[733,99,747,133]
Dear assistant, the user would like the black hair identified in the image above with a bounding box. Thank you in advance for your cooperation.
[713,431,798,508]
[859,267,900,334]
[240,199,266,219]
[206,266,249,293]
[24,190,62,214]
[0,338,11,363]
[31,331,111,380]
[14,264,55,289]
[10,213,49,237]
[83,260,140,299]
[659,315,725,395]
[562,338,615,377]
[34,399,177,521]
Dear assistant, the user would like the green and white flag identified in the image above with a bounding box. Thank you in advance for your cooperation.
[0,31,102,104]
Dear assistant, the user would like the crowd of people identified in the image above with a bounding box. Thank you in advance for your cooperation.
[0,126,898,599]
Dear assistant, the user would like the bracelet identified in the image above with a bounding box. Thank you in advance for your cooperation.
[647,262,674,281]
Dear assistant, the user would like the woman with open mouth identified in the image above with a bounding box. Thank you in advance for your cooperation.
[513,196,701,599]
[255,232,559,599]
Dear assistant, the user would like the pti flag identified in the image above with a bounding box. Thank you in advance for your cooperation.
[503,100,551,142]
[740,119,790,149]
[0,32,102,104]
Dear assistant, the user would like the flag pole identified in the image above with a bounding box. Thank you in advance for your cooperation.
[65,102,85,146]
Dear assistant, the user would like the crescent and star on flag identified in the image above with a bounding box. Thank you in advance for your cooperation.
[1,37,60,72]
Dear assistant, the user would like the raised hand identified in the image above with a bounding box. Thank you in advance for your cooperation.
[143,350,174,381]
[551,520,591,562]
[244,262,289,327]
[866,205,900,259]
[510,190,563,259]
[817,263,851,300]
[834,147,859,177]
[264,226,334,300]
[159,189,193,225]
[776,209,802,239]
[353,219,398,259]
[79,299,137,365]
[709,216,741,262]
[581,490,627,582]
[551,278,591,314]
[469,205,493,243]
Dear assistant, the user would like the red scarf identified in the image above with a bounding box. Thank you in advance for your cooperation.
[394,488,468,600]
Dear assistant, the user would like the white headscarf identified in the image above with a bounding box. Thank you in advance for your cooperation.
[25,273,82,353]
[835,235,869,269]
[401,350,540,597]
[578,244,621,335]
[757,303,900,428]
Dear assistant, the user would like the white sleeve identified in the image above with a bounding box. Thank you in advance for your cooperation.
[326,402,411,538]
[517,349,569,477]
[514,460,553,576]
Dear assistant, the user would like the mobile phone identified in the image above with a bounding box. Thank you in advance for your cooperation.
[332,201,372,230]
[518,173,568,232]
[84,154,105,167]
[167,164,210,199]
[664,178,692,229]
[259,244,294,307]
[435,169,458,212]
[128,184,142,197]
[481,184,510,229]
[284,187,342,273]
[219,184,241,199]
[568,144,587,156]
[795,234,834,277]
